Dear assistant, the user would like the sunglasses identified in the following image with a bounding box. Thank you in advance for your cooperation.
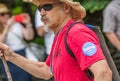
[0,12,11,16]
[38,2,62,12]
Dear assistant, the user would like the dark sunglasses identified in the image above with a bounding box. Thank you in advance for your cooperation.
[0,12,11,16]
[38,2,62,12]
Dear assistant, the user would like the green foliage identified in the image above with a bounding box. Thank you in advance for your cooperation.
[30,5,37,15]
[11,6,23,15]
[0,0,111,16]
[32,36,44,46]
[74,0,110,13]
[14,0,24,6]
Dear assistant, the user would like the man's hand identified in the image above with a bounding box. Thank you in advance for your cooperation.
[0,43,15,61]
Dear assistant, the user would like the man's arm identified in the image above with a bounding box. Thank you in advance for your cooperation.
[89,60,112,81]
[0,43,52,80]
[105,32,120,51]
[10,54,52,80]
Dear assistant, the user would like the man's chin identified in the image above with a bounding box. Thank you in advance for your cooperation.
[43,25,51,32]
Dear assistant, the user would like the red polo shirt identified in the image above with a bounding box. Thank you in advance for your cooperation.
[46,20,105,81]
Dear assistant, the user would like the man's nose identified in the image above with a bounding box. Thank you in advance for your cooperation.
[40,8,46,17]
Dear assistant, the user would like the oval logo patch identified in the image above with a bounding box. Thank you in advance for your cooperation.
[82,42,97,56]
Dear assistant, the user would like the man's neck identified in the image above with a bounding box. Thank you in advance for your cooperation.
[53,17,72,35]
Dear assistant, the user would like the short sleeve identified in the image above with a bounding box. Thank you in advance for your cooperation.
[67,25,105,70]
[103,4,116,33]
[34,9,44,29]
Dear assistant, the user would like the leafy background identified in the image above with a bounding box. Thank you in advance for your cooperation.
[0,0,110,28]
[0,0,110,24]
[0,0,110,43]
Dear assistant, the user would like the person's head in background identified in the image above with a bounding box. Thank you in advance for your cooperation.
[0,4,11,25]
[0,4,11,33]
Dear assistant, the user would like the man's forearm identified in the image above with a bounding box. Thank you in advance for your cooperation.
[9,53,52,80]
[94,71,112,81]
[89,60,112,81]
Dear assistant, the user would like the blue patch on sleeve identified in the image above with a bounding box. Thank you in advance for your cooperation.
[82,42,97,56]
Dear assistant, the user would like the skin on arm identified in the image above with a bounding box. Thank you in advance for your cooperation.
[0,43,52,80]
[105,32,120,51]
[22,24,34,40]
[0,25,10,42]
[36,26,46,37]
[89,60,112,81]
[20,13,35,40]
[10,54,52,80]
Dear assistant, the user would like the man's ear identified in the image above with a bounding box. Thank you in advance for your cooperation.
[63,4,71,13]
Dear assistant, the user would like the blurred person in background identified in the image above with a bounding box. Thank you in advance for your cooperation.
[35,9,54,58]
[0,3,34,81]
[103,0,120,75]
[34,9,54,81]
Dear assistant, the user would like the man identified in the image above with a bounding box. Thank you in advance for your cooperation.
[0,0,112,81]
[103,0,120,74]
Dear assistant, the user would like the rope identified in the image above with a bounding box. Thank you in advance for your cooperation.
[1,50,12,81]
